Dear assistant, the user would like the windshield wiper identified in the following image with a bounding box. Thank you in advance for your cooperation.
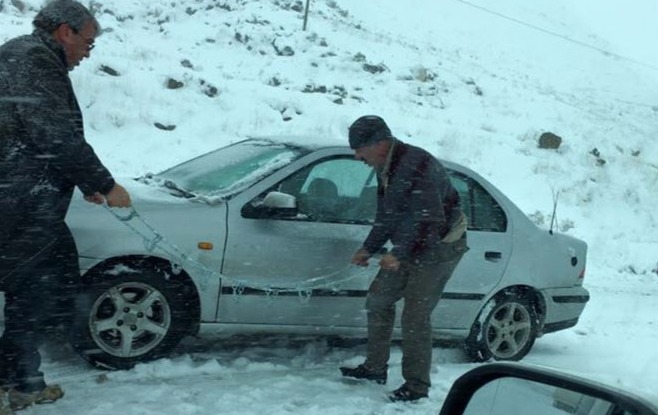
[162,180,196,199]
[136,174,197,199]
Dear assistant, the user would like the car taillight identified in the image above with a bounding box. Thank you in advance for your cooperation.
[578,267,586,281]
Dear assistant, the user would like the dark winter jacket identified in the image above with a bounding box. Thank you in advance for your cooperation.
[0,30,115,260]
[361,140,463,261]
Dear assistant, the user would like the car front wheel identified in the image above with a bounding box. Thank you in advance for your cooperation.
[464,290,538,362]
[71,263,193,370]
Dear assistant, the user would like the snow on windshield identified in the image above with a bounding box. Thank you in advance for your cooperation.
[152,140,306,203]
[200,150,300,202]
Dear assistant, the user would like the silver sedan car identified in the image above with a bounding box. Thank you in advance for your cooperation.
[66,137,589,369]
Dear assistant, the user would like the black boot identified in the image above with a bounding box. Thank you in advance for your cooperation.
[340,364,387,385]
[388,384,428,402]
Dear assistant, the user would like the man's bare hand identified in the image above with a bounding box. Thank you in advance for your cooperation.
[105,183,132,208]
[351,248,371,267]
[379,253,400,271]
[84,192,104,205]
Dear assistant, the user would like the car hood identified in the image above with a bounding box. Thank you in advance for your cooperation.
[66,178,228,265]
[69,178,212,210]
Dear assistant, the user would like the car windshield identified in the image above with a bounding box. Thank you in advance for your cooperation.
[152,139,309,200]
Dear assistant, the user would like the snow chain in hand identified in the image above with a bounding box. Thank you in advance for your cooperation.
[102,205,368,302]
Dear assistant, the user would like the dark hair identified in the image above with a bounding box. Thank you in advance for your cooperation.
[33,0,100,34]
[348,115,394,149]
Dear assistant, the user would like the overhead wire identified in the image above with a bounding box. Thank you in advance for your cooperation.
[455,0,658,72]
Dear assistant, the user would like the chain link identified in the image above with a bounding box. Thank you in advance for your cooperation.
[102,205,369,297]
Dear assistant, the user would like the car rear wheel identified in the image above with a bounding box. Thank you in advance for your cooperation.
[464,290,538,362]
[71,263,193,370]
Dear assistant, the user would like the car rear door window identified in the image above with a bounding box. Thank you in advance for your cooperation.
[449,170,507,232]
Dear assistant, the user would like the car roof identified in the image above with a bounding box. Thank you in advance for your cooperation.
[244,135,346,151]
[246,135,474,172]
[240,136,489,183]
[244,136,464,166]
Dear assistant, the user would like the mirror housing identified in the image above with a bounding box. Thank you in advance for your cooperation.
[241,191,299,219]
[440,363,658,415]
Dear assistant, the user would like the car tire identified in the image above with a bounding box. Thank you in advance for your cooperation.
[464,290,538,362]
[71,262,193,370]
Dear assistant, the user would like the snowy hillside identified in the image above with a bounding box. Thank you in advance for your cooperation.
[1,0,658,414]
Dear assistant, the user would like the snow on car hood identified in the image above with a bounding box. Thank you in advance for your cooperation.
[69,177,202,210]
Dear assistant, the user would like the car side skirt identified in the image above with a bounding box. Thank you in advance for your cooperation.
[197,322,470,340]
[219,286,485,301]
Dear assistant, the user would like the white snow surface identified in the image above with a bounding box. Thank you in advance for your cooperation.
[1,0,657,413]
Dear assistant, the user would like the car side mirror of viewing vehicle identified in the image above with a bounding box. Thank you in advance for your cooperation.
[242,191,299,219]
[440,363,658,415]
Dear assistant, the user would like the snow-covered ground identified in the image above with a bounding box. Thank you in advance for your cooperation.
[1,0,657,413]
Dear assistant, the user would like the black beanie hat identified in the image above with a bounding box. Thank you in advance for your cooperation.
[348,115,393,149]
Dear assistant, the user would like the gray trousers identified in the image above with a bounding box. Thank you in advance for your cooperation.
[364,237,467,394]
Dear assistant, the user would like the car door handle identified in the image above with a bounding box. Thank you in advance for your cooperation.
[485,251,502,262]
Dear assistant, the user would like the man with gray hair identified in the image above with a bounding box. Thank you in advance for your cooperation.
[340,115,468,402]
[0,1,131,411]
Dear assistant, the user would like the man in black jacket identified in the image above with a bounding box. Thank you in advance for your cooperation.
[340,115,468,402]
[0,0,131,410]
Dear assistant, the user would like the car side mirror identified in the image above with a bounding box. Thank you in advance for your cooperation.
[241,191,299,219]
[440,363,657,415]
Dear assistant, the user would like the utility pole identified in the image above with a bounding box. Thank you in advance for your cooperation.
[303,0,310,31]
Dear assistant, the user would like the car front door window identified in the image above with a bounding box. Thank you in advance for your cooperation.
[263,157,377,224]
